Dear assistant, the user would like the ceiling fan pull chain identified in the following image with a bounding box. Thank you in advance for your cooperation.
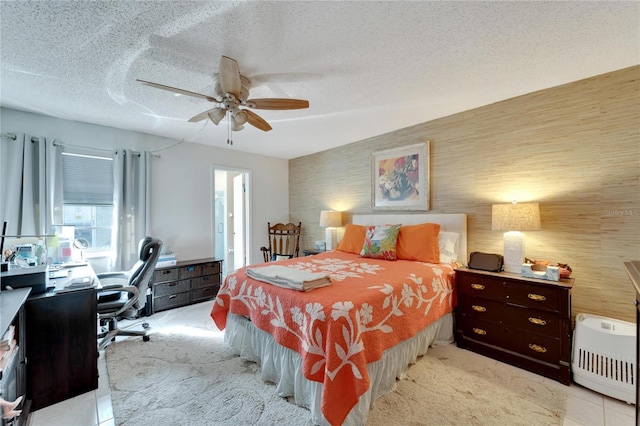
[227,110,233,145]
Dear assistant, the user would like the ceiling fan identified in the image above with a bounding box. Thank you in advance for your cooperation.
[137,55,309,144]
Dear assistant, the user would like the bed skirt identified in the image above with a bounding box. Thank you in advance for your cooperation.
[224,312,454,425]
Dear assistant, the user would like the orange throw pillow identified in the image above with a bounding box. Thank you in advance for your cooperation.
[396,222,441,263]
[336,224,366,254]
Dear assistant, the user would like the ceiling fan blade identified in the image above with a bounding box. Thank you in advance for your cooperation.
[244,109,272,132]
[219,56,241,97]
[137,79,217,102]
[188,108,220,123]
[247,98,309,110]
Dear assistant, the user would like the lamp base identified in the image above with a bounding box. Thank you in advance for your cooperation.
[325,228,337,250]
[503,231,525,273]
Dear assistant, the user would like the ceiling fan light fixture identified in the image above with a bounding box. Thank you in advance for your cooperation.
[208,109,226,125]
[234,110,248,125]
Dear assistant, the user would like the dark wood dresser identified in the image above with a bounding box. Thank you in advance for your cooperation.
[150,258,223,313]
[623,260,640,425]
[455,267,574,385]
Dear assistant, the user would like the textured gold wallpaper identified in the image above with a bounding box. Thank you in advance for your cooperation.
[290,65,640,323]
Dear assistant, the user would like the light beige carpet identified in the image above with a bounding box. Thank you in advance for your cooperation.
[106,330,566,426]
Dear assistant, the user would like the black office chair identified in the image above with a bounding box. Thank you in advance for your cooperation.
[96,236,162,350]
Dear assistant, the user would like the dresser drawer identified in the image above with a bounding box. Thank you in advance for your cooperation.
[503,280,560,311]
[459,272,560,311]
[154,292,190,312]
[460,296,560,337]
[202,262,221,276]
[153,279,190,297]
[462,318,561,365]
[180,265,202,279]
[153,268,179,283]
[459,273,507,301]
[191,285,219,302]
[191,274,221,289]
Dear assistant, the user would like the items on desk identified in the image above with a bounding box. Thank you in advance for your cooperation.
[0,264,49,293]
[55,276,96,293]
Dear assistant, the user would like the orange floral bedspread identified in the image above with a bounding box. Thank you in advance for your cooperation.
[210,251,455,426]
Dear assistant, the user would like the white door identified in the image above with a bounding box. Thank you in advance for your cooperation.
[212,166,250,277]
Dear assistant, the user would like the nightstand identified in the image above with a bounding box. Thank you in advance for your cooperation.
[302,249,325,256]
[455,267,574,385]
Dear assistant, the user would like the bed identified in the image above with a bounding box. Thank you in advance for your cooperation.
[210,213,467,425]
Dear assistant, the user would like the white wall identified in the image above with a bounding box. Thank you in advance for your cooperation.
[0,108,289,266]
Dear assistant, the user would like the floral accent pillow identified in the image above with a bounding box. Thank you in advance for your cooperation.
[360,224,401,260]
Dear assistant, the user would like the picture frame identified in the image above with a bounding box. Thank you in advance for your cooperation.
[371,142,430,211]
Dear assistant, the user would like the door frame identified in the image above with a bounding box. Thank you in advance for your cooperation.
[210,165,252,276]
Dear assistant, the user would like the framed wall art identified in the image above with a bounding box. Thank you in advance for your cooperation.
[371,142,430,211]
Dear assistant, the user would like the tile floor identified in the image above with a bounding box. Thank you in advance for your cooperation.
[26,301,635,426]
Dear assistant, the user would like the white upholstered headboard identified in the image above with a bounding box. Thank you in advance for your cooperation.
[352,213,468,263]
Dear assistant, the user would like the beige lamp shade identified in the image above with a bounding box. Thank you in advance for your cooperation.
[491,202,541,231]
[319,210,342,228]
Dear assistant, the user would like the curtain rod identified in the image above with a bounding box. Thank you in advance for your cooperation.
[1,133,160,158]
[1,132,38,143]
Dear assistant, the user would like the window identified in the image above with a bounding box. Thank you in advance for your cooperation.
[61,152,114,252]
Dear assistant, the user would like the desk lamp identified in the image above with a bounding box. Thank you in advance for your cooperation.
[491,202,541,273]
[319,210,342,250]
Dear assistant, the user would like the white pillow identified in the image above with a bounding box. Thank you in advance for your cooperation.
[438,231,459,263]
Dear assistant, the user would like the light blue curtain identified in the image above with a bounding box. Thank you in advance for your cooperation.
[111,149,151,270]
[0,134,63,235]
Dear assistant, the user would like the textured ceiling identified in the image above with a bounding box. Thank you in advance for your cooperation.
[1,1,638,160]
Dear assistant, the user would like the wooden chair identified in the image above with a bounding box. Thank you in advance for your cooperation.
[260,222,302,262]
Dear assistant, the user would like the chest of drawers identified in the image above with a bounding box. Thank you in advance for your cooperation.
[151,258,223,313]
[455,268,574,385]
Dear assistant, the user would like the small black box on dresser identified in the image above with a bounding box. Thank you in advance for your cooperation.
[150,258,223,314]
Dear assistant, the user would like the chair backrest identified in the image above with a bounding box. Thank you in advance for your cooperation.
[128,237,162,307]
[266,222,301,260]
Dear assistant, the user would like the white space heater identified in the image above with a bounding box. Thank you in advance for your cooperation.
[572,313,636,404]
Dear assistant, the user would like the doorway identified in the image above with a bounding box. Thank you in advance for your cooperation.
[212,166,250,277]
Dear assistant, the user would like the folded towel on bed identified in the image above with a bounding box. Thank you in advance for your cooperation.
[246,265,332,291]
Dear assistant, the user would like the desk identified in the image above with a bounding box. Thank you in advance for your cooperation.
[25,264,100,411]
[0,288,30,426]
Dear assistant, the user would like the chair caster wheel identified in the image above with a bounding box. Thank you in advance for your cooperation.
[143,335,150,342]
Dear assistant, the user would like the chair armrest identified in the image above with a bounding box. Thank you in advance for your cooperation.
[98,286,140,318]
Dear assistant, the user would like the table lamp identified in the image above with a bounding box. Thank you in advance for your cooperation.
[491,202,541,273]
[319,210,342,250]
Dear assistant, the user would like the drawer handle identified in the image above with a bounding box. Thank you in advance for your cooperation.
[528,343,547,353]
[528,293,546,302]
[471,283,485,291]
[472,305,487,312]
[169,295,177,300]
[472,328,487,335]
[528,317,547,326]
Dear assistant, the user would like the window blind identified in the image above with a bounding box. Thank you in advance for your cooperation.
[62,153,113,204]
